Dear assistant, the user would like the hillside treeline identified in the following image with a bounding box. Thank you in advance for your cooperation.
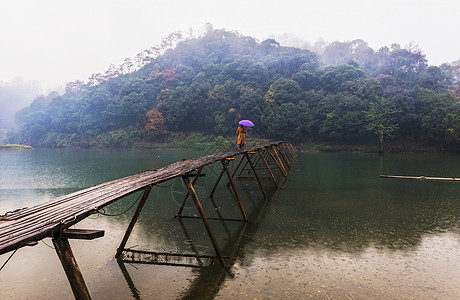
[8,29,460,151]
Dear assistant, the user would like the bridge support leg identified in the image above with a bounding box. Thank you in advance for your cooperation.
[176,167,203,216]
[237,153,253,177]
[277,145,292,169]
[282,143,296,163]
[210,164,226,198]
[267,147,288,179]
[253,148,269,169]
[258,150,278,188]
[288,143,298,159]
[273,147,287,172]
[116,186,152,258]
[52,236,91,300]
[221,159,247,221]
[182,176,226,267]
[230,155,245,178]
[244,153,268,202]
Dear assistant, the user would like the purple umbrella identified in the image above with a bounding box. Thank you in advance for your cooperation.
[239,120,254,127]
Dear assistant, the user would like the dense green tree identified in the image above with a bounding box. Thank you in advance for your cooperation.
[238,87,265,122]
[417,66,452,93]
[341,78,384,101]
[318,95,369,141]
[266,78,303,105]
[293,69,318,91]
[415,89,459,147]
[364,98,401,152]
[317,64,366,93]
[374,44,428,89]
[263,101,312,140]
[261,48,316,77]
[159,87,191,131]
[384,87,418,139]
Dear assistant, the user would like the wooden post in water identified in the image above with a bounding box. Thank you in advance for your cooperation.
[237,152,254,177]
[210,164,226,198]
[256,148,269,168]
[116,186,152,258]
[257,150,278,188]
[266,147,288,179]
[244,153,268,202]
[176,167,203,216]
[280,143,294,165]
[182,176,226,267]
[221,159,248,221]
[252,148,266,169]
[286,143,297,160]
[230,155,245,178]
[271,147,288,175]
[52,236,91,300]
[276,145,291,169]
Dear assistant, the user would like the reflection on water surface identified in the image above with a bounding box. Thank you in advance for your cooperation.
[0,150,458,299]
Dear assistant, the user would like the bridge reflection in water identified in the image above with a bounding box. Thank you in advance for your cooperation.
[117,182,285,300]
[0,142,296,299]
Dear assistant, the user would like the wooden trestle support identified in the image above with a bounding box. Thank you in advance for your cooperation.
[116,143,296,271]
[0,142,296,299]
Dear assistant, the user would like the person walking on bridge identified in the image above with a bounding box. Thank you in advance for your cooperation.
[237,124,247,150]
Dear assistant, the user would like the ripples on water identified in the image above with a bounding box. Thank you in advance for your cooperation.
[0,149,459,299]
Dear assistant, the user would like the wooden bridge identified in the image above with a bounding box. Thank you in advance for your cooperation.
[0,141,296,299]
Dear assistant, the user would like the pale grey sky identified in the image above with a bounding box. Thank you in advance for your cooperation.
[1,0,459,92]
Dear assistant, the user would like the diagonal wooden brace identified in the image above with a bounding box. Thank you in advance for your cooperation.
[176,167,203,216]
[182,176,226,267]
[244,153,268,202]
[116,186,152,258]
[221,159,248,221]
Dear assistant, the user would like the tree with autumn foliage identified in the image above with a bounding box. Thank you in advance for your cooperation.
[145,108,167,136]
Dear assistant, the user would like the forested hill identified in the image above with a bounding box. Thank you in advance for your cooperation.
[8,29,460,151]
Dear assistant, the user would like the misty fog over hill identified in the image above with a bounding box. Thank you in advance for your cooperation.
[3,29,459,151]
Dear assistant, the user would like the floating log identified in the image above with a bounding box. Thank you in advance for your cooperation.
[379,175,459,181]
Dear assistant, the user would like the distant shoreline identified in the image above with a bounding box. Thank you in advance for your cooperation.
[0,144,33,150]
[3,139,456,154]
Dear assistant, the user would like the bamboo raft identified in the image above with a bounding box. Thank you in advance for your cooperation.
[0,141,296,299]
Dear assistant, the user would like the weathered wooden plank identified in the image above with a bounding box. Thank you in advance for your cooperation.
[1,169,179,231]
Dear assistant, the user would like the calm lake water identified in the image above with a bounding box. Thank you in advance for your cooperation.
[0,149,459,299]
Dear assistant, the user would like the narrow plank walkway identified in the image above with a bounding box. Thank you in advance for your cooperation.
[0,141,291,255]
